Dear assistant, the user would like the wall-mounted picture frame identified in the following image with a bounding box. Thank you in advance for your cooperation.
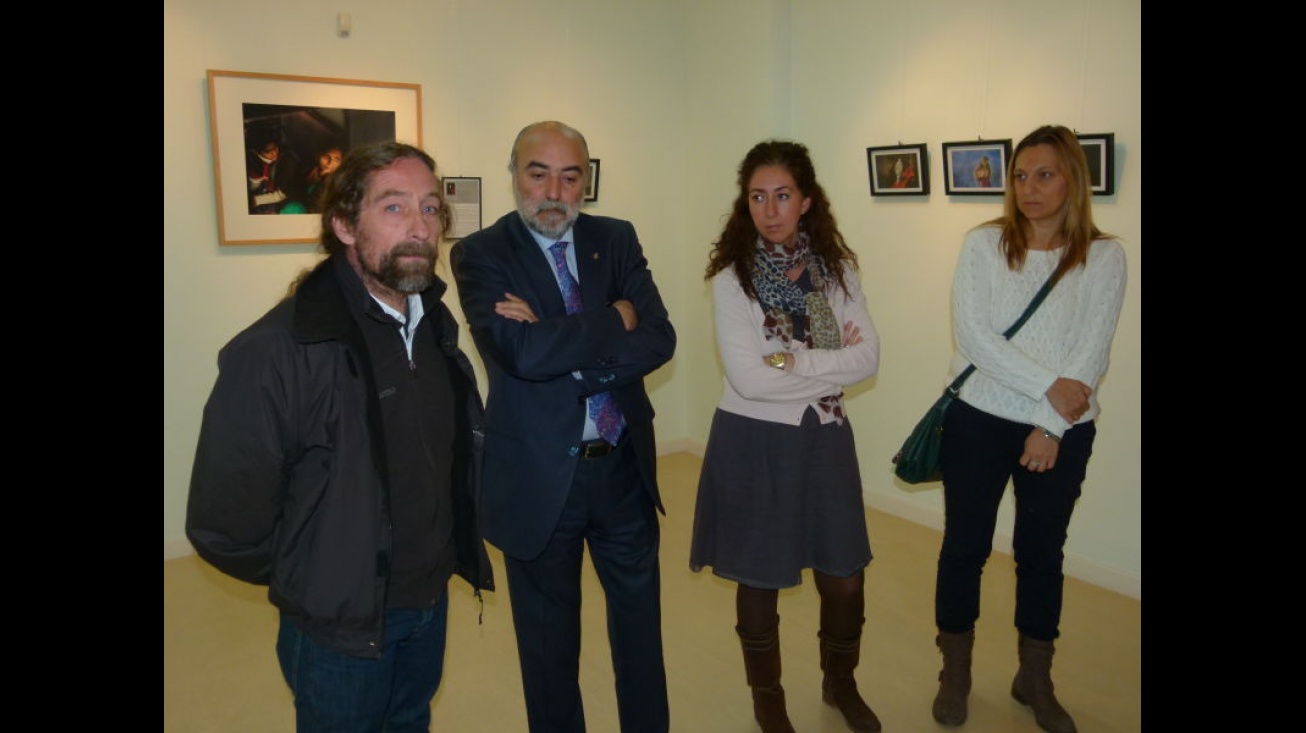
[207,69,422,246]
[942,139,1012,196]
[1076,132,1115,196]
[442,177,482,240]
[585,158,601,202]
[866,143,930,196]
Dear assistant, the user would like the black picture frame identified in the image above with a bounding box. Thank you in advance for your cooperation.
[585,158,601,202]
[1076,133,1115,196]
[866,143,929,196]
[942,139,1012,196]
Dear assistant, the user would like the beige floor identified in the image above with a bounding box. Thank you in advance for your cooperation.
[164,452,1141,732]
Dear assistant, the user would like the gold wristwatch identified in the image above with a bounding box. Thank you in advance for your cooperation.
[767,352,787,370]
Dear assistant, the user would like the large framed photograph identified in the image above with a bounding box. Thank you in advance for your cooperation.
[866,143,929,196]
[1076,133,1115,196]
[942,139,1012,196]
[585,158,601,203]
[207,70,422,246]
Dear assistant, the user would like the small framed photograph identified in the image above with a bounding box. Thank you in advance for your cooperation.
[1076,133,1115,196]
[942,139,1012,196]
[585,158,601,202]
[207,69,422,246]
[866,143,929,196]
[442,177,482,240]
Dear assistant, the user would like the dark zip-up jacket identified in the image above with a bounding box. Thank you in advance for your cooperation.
[186,255,494,658]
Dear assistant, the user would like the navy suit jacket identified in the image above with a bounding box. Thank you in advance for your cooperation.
[451,211,676,561]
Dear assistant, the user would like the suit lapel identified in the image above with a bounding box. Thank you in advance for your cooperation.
[573,215,610,312]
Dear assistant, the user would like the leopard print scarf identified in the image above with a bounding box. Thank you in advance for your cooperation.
[752,233,841,350]
[752,233,847,423]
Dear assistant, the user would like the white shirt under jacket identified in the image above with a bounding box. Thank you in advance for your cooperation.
[712,263,880,426]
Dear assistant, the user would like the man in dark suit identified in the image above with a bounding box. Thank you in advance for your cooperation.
[451,121,675,733]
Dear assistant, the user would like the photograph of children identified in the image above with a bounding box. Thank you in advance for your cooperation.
[241,103,397,215]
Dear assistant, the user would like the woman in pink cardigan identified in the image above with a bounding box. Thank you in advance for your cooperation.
[689,140,882,733]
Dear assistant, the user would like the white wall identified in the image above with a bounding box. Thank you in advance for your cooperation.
[164,0,1141,599]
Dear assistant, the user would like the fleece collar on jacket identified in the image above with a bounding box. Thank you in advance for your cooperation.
[290,253,449,344]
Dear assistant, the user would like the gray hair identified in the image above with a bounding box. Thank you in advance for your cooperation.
[507,121,591,175]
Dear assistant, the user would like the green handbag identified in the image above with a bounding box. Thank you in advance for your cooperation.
[892,272,1059,484]
[891,384,957,483]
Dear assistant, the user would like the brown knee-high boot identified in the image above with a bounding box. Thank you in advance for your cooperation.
[1011,634,1077,733]
[816,571,881,733]
[737,622,796,733]
[932,629,974,725]
[819,632,881,732]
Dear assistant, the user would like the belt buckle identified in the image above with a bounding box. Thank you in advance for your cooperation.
[581,439,613,459]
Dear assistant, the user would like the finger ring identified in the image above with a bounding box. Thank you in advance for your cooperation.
[1030,462,1041,469]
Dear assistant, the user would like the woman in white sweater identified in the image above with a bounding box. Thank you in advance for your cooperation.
[930,125,1127,733]
[689,140,881,733]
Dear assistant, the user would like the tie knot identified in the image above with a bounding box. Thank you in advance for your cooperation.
[551,241,569,253]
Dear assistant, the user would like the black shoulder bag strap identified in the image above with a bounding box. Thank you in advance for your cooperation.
[945,270,1059,396]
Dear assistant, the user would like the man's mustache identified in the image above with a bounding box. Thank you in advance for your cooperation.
[534,201,571,214]
[390,242,436,258]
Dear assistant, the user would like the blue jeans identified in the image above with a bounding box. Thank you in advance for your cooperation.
[934,399,1096,641]
[276,596,449,733]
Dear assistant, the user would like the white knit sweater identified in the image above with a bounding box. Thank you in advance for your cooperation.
[949,225,1127,437]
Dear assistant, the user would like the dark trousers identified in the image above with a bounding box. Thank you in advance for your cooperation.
[934,399,1096,641]
[503,439,670,733]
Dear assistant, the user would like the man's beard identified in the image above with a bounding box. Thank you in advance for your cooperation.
[368,241,437,294]
[516,192,580,240]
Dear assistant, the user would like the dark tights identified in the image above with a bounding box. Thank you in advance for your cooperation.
[736,569,865,638]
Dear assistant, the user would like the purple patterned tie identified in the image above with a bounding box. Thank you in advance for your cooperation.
[549,241,625,444]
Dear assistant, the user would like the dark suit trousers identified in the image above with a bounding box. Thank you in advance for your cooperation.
[503,439,670,733]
